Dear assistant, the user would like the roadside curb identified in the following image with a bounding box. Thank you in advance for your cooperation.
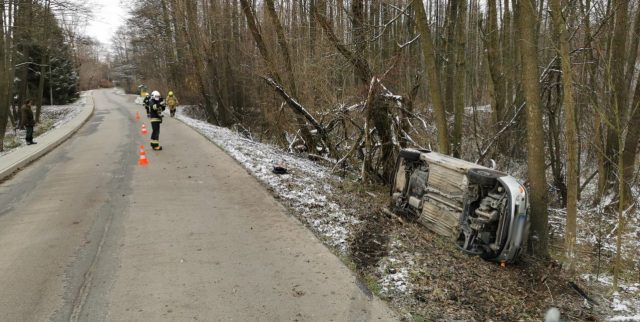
[0,93,95,181]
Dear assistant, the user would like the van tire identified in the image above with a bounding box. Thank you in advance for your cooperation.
[399,149,421,161]
[468,168,503,185]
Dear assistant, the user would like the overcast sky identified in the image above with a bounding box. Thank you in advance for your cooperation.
[84,0,129,45]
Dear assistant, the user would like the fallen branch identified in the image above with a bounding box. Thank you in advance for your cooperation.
[568,281,599,306]
[308,153,337,164]
[261,76,336,156]
[331,131,364,173]
[477,101,526,163]
[579,170,598,195]
[382,207,405,225]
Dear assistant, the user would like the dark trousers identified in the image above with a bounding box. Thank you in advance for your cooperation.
[25,126,34,143]
[151,122,161,147]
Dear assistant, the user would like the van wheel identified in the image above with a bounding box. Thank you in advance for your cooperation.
[399,149,421,161]
[468,168,502,185]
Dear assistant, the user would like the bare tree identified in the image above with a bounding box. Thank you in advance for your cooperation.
[413,0,449,154]
[451,0,467,158]
[518,0,549,257]
[550,0,578,273]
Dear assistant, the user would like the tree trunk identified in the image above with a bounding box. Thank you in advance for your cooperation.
[242,0,337,155]
[34,0,51,123]
[309,0,317,57]
[264,0,315,149]
[443,0,457,115]
[620,0,640,205]
[313,1,372,83]
[160,0,178,90]
[35,54,47,123]
[314,0,396,181]
[17,0,33,106]
[351,0,367,86]
[413,0,449,154]
[184,1,218,123]
[605,0,628,192]
[486,0,507,155]
[452,0,467,158]
[518,0,549,257]
[551,0,578,274]
[622,93,640,202]
[613,133,626,289]
[0,0,9,151]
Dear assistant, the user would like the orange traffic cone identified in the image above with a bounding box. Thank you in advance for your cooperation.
[138,145,149,166]
[135,111,140,121]
[141,124,148,135]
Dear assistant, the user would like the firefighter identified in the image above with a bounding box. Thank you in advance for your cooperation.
[148,90,166,150]
[142,93,152,117]
[166,91,179,117]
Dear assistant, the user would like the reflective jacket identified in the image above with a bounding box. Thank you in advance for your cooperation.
[149,98,165,123]
[166,96,178,109]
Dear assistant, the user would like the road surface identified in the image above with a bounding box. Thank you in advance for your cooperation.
[0,89,398,321]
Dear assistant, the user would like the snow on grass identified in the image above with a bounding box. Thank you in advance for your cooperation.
[377,241,414,295]
[608,316,640,322]
[548,184,640,280]
[581,274,640,321]
[549,192,640,321]
[50,94,87,128]
[175,108,358,252]
[548,205,639,256]
[1,93,88,157]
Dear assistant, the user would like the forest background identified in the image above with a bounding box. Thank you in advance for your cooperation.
[1,0,639,303]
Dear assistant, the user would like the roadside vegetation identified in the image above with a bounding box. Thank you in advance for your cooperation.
[1,0,639,320]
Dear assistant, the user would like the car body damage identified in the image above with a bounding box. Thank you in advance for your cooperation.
[391,148,530,263]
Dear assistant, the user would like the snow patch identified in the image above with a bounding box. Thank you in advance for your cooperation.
[582,274,640,321]
[377,241,414,295]
[1,92,88,157]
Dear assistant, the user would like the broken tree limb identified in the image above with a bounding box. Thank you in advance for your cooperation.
[331,131,365,174]
[313,0,373,84]
[382,207,405,225]
[261,76,337,157]
[476,101,526,164]
[307,153,337,164]
[568,281,599,306]
[579,170,599,196]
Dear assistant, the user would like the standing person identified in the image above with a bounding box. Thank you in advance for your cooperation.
[21,99,37,145]
[166,91,179,117]
[143,93,152,117]
[148,90,165,150]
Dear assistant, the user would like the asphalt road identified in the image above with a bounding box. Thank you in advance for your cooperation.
[0,89,398,321]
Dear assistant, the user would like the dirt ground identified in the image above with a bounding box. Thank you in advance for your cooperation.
[328,179,607,321]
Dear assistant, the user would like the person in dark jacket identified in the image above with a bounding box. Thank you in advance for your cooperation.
[21,99,37,145]
[143,93,152,117]
[148,90,165,150]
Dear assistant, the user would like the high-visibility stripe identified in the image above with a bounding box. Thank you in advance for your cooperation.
[150,118,162,122]
[150,140,160,144]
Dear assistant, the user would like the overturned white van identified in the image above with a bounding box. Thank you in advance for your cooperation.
[391,148,530,263]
